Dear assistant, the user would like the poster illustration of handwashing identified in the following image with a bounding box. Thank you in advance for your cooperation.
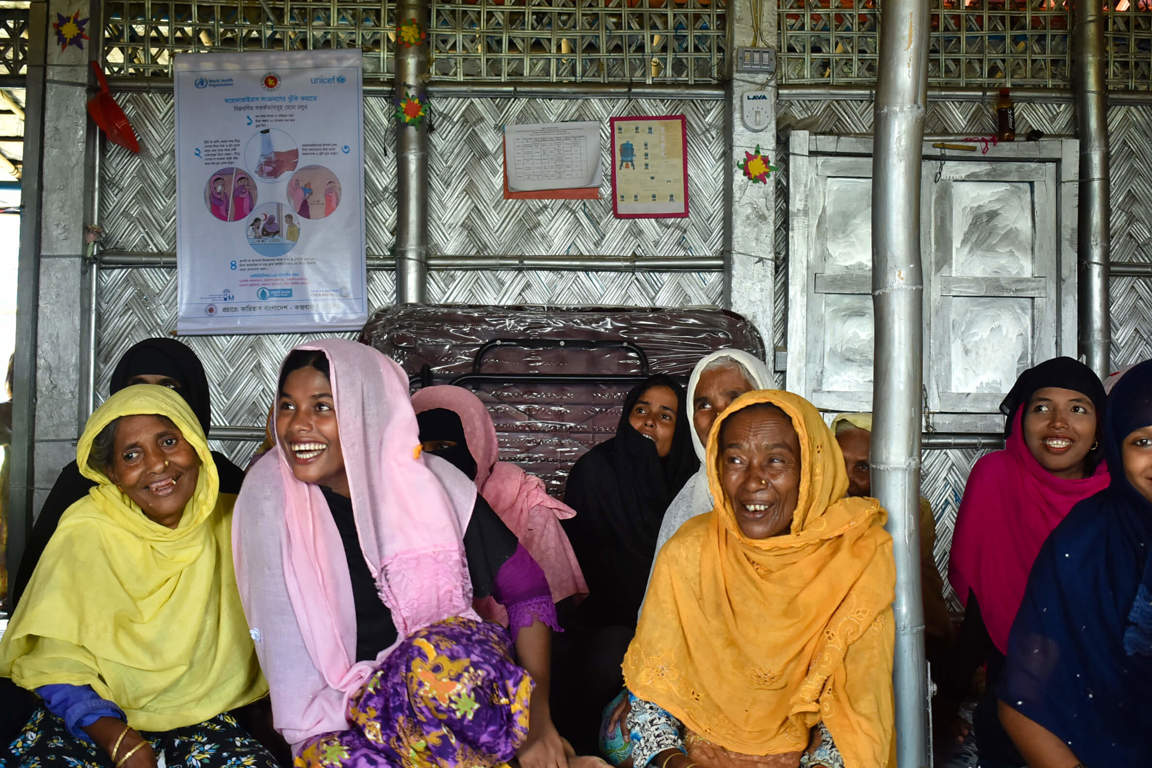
[174,50,365,334]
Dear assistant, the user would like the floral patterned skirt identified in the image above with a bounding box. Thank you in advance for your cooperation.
[295,617,533,768]
[5,708,279,768]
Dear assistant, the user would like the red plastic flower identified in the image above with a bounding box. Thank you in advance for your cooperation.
[395,92,426,126]
[738,145,776,184]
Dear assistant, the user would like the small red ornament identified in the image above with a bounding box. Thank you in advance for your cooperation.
[395,91,426,127]
[737,145,776,184]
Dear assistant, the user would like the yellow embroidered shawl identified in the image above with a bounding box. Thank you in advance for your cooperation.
[0,386,266,731]
[622,390,896,768]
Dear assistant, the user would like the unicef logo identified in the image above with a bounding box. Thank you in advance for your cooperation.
[194,77,208,89]
[257,287,270,300]
[336,75,346,84]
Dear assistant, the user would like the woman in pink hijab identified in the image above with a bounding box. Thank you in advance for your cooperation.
[233,340,578,768]
[412,385,588,625]
[942,356,1109,766]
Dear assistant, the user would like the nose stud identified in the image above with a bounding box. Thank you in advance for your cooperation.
[165,460,170,468]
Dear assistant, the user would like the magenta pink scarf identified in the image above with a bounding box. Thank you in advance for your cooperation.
[948,408,1109,653]
[411,385,588,623]
[234,340,478,746]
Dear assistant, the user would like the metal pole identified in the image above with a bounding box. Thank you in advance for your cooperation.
[1073,0,1110,377]
[109,78,727,101]
[394,0,430,304]
[95,251,727,272]
[7,0,47,604]
[871,0,930,763]
[81,112,102,422]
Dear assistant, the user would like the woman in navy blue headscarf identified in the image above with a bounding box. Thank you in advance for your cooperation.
[998,358,1152,766]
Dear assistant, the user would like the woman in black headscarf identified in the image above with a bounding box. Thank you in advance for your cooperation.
[11,338,244,608]
[553,374,698,754]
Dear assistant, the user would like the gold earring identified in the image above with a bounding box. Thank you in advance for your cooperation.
[1091,441,1099,451]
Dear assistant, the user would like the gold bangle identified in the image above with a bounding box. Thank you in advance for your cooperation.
[659,751,682,768]
[115,741,146,768]
[110,723,130,762]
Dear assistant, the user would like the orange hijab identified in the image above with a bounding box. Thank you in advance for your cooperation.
[622,390,896,768]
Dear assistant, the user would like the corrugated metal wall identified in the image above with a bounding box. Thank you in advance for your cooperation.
[1108,105,1152,370]
[95,90,727,468]
[94,92,1152,596]
[775,96,1152,599]
[83,2,1152,603]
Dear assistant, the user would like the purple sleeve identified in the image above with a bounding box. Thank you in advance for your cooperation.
[491,544,561,639]
[37,684,125,741]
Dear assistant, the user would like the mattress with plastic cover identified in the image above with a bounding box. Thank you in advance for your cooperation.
[360,304,766,498]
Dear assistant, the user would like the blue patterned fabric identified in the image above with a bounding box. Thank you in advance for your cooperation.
[6,707,278,768]
[625,694,683,768]
[1125,582,1152,656]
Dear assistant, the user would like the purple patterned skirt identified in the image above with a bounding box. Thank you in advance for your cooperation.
[295,617,533,768]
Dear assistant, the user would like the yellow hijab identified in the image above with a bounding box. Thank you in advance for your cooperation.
[0,385,266,731]
[622,390,896,768]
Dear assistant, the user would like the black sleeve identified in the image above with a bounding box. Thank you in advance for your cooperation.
[12,461,95,609]
[211,450,247,495]
[463,495,518,600]
[320,486,399,662]
[559,452,603,583]
[939,590,1000,699]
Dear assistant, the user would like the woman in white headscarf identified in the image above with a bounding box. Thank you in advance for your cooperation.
[649,349,771,575]
[601,351,771,760]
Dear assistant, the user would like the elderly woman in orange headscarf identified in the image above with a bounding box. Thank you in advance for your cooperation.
[620,390,896,768]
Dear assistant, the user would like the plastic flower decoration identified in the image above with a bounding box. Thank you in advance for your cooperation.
[738,145,777,184]
[396,92,426,127]
[54,11,90,50]
[398,19,427,47]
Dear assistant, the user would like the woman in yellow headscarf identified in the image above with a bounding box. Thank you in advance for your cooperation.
[0,385,273,768]
[620,390,896,768]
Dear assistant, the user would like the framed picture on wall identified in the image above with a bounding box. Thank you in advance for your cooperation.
[610,114,689,218]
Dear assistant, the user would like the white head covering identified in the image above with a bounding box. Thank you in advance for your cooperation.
[683,349,773,461]
[641,349,772,610]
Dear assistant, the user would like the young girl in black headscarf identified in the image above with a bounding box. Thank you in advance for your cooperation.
[553,374,697,753]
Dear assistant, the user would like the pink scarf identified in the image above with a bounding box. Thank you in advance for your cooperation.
[948,408,1109,653]
[411,385,588,624]
[234,340,478,747]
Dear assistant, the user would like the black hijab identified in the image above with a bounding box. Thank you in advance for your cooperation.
[416,408,478,480]
[110,338,213,436]
[999,356,1106,438]
[12,338,241,608]
[562,374,698,627]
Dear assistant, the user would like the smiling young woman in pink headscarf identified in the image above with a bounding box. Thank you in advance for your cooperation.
[233,340,580,768]
[943,356,1109,766]
[412,385,588,625]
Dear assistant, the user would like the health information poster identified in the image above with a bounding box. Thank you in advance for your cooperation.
[174,50,366,334]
